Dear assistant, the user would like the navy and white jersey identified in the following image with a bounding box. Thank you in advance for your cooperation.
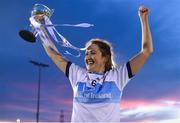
[66,62,133,122]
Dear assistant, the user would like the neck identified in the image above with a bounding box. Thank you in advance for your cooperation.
[87,69,105,74]
[86,65,106,74]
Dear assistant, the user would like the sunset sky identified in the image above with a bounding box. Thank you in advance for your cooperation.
[0,0,180,122]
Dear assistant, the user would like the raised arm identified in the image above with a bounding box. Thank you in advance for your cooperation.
[35,15,69,74]
[41,31,68,74]
[129,6,153,76]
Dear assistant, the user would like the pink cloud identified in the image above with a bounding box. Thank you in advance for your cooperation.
[121,99,153,109]
[121,94,180,109]
[120,97,180,122]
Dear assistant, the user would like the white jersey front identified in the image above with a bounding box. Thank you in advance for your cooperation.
[66,62,133,122]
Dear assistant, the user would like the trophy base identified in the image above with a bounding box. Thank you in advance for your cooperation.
[19,30,36,43]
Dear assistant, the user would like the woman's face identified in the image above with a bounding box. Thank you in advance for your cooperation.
[85,44,106,73]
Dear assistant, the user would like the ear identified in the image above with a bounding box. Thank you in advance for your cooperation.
[103,55,109,63]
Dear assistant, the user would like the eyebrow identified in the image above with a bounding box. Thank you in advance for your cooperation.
[85,49,97,54]
[86,50,94,52]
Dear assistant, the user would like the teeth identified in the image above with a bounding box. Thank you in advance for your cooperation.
[89,62,94,64]
[87,60,94,65]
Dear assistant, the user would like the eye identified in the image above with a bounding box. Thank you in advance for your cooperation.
[91,52,96,55]
[90,51,96,55]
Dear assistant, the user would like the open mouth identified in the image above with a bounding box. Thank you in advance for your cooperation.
[86,59,95,65]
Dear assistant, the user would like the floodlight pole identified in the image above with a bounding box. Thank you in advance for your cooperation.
[30,60,49,123]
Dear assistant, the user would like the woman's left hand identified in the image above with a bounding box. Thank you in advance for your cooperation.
[138,6,149,19]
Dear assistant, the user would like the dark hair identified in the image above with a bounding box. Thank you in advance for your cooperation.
[85,38,116,72]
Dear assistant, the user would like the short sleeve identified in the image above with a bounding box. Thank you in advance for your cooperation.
[115,61,134,91]
[65,62,86,88]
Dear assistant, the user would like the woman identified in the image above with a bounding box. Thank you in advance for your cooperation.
[38,5,153,122]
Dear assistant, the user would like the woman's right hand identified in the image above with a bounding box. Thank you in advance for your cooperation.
[34,14,44,23]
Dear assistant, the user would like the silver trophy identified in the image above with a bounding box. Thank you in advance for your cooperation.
[19,4,93,57]
[19,4,54,43]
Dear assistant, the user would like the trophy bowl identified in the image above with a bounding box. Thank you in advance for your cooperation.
[31,3,54,18]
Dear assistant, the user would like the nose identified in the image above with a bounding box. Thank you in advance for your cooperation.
[85,53,92,63]
[86,54,90,59]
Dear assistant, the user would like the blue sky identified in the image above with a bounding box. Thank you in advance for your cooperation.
[0,0,180,122]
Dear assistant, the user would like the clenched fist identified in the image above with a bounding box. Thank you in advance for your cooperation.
[138,6,149,20]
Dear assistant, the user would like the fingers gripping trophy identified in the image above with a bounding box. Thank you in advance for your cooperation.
[19,4,53,42]
[19,3,93,56]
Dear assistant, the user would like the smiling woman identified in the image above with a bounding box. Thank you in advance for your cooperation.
[33,5,153,122]
[85,39,116,73]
